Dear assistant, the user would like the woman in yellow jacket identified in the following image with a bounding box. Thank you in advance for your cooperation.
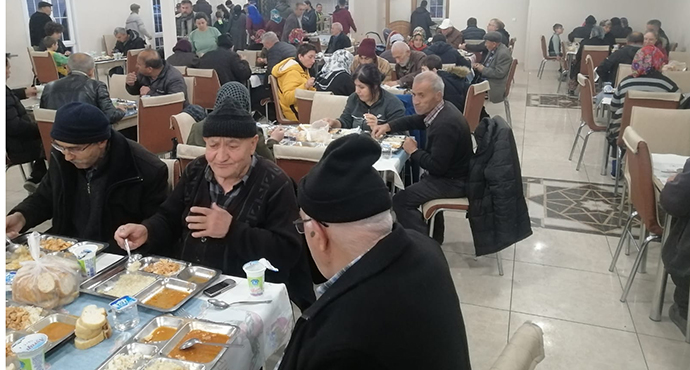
[271,43,318,121]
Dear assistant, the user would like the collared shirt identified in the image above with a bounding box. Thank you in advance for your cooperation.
[205,156,257,209]
[423,101,445,127]
[316,255,363,296]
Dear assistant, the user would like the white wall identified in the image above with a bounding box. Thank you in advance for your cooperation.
[6,0,33,88]
[662,0,689,52]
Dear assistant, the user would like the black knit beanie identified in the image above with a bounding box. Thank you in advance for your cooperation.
[51,102,112,144]
[203,99,257,138]
[298,134,392,223]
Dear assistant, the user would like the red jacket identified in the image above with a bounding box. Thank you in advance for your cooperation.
[331,7,357,35]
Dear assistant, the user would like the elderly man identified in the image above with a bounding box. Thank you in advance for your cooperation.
[125,49,189,104]
[282,2,306,42]
[373,72,472,243]
[29,1,53,48]
[278,133,471,370]
[473,31,513,105]
[6,102,168,250]
[597,32,643,84]
[176,0,196,38]
[384,42,426,89]
[437,19,463,49]
[259,32,297,80]
[325,22,351,54]
[40,53,126,124]
[115,99,315,309]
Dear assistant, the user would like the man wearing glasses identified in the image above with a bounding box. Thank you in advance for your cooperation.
[6,102,168,253]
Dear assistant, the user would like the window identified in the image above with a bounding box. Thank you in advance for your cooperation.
[428,0,445,19]
[152,0,164,48]
[26,0,75,46]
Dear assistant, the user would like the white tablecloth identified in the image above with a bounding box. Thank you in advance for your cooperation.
[373,150,408,189]
[652,153,689,189]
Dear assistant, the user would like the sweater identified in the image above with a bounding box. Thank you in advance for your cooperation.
[661,159,690,276]
[548,33,562,57]
[609,70,679,125]
[389,102,472,179]
[337,89,405,129]
[331,7,357,35]
[596,45,641,84]
[189,27,222,55]
[395,50,427,88]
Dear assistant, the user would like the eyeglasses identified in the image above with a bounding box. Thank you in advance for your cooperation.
[51,141,92,154]
[293,218,328,234]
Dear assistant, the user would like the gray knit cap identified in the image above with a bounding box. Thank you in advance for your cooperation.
[214,82,251,112]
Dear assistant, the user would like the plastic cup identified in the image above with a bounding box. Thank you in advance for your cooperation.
[12,333,48,370]
[242,261,267,296]
[69,243,98,278]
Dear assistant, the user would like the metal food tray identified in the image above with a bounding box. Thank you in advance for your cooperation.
[9,232,107,255]
[138,256,187,277]
[94,343,159,370]
[27,313,78,353]
[80,255,221,313]
[5,301,53,331]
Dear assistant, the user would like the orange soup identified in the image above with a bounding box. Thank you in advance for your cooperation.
[168,329,230,363]
[143,326,178,343]
[144,289,190,309]
[39,322,75,342]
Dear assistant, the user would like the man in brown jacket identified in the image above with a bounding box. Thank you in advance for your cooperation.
[438,19,463,49]
[385,42,426,89]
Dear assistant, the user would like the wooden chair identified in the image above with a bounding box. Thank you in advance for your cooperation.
[464,81,490,132]
[502,59,518,125]
[160,158,182,192]
[173,66,187,75]
[387,21,411,38]
[669,51,690,65]
[137,92,185,154]
[295,90,332,124]
[176,144,205,172]
[615,63,632,87]
[103,34,117,56]
[273,145,324,182]
[580,45,610,75]
[508,38,516,55]
[183,76,195,105]
[185,68,221,110]
[538,35,558,79]
[663,71,690,93]
[569,74,606,171]
[268,75,299,125]
[34,108,57,160]
[556,41,569,93]
[29,50,59,84]
[170,112,196,144]
[126,48,146,74]
[584,55,597,96]
[310,94,349,123]
[490,322,545,370]
[237,50,260,68]
[109,74,140,101]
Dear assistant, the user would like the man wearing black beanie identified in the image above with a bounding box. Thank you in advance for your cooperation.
[116,99,316,310]
[278,133,472,370]
[6,102,168,252]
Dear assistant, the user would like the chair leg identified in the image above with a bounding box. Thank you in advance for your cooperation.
[496,251,504,276]
[617,182,628,227]
[649,266,669,322]
[575,130,592,171]
[18,164,28,181]
[538,60,546,79]
[600,135,610,176]
[686,283,690,343]
[614,148,623,196]
[569,122,585,161]
[620,234,661,302]
[609,210,638,272]
[556,72,564,94]
[504,99,512,126]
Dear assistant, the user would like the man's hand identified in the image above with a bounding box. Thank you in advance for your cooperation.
[114,224,149,250]
[371,123,391,139]
[402,136,418,154]
[126,72,137,86]
[6,213,26,239]
[116,104,128,111]
[473,63,484,72]
[325,118,341,128]
[304,77,316,89]
[384,80,398,87]
[270,126,285,142]
[239,53,246,61]
[24,87,38,97]
[256,57,266,64]
[140,86,151,95]
[364,113,379,130]
[186,204,233,239]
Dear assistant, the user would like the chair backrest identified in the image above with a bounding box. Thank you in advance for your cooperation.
[540,35,548,59]
[103,34,117,55]
[504,59,518,98]
[109,74,140,101]
[295,89,332,124]
[310,94,349,123]
[138,92,185,154]
[273,145,325,182]
[630,106,690,156]
[615,38,628,45]
[573,37,584,44]
[185,68,221,109]
[176,144,205,172]
[173,66,187,75]
[126,48,146,74]
[585,55,596,95]
[183,76,195,104]
[623,127,662,234]
[668,51,690,65]
[160,158,182,192]
[464,81,490,133]
[663,71,690,93]
[465,39,483,46]
[268,74,299,124]
[489,321,545,370]
[508,38,516,55]
[387,21,411,38]
[26,47,38,80]
[170,112,197,144]
[577,74,598,131]
[34,108,57,160]
[30,50,59,84]
[615,63,632,87]
[237,50,259,68]
[581,45,610,75]
[617,90,682,147]
[669,42,678,52]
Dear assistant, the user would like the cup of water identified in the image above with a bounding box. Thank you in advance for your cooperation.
[381,142,392,159]
[109,295,140,331]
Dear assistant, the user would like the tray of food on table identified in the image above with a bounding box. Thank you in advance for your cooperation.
[7,233,108,269]
[6,300,79,355]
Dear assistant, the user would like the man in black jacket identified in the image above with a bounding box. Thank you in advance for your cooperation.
[126,49,189,105]
[113,27,147,55]
[373,72,473,243]
[193,0,213,18]
[568,15,597,42]
[462,17,485,40]
[410,0,435,39]
[424,34,472,67]
[40,53,126,124]
[279,133,471,370]
[597,32,643,84]
[6,102,168,251]
[29,1,52,48]
[115,100,315,310]
[422,55,470,112]
[198,34,251,85]
[325,22,351,54]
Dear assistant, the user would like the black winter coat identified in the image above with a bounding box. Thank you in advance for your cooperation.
[437,67,470,112]
[596,45,640,84]
[409,7,435,39]
[468,117,532,256]
[198,47,252,85]
[278,225,472,370]
[114,29,147,55]
[192,0,213,18]
[6,87,43,165]
[424,42,472,67]
[661,159,690,277]
[166,51,199,68]
[302,9,317,33]
[609,25,630,39]
[228,13,248,50]
[40,72,125,124]
[10,130,168,252]
[29,12,52,47]
[462,26,486,41]
[325,33,351,54]
[568,25,593,42]
[315,71,355,96]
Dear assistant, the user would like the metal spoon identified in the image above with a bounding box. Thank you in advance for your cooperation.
[207,298,272,310]
[178,338,236,351]
[124,238,133,262]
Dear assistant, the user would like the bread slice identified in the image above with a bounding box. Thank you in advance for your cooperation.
[75,331,105,350]
[102,323,113,339]
[75,319,104,339]
[78,305,107,331]
[58,274,76,297]
[37,273,56,294]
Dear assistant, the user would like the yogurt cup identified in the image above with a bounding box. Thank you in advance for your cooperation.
[11,333,48,370]
[69,243,98,278]
[242,261,267,296]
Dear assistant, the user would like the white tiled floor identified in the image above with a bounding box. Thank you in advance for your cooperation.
[5,68,689,369]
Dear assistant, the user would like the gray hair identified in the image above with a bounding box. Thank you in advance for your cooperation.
[590,26,605,40]
[67,53,95,73]
[332,22,343,32]
[391,41,410,53]
[324,211,393,255]
[261,31,279,44]
[414,71,445,96]
[113,27,127,36]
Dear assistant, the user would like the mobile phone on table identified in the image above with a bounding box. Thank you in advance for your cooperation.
[203,278,237,297]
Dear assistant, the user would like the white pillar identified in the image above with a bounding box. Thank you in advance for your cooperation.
[160,0,178,57]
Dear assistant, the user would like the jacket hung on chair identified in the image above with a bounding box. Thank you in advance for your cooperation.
[660,159,690,277]
[6,87,43,165]
[468,117,532,256]
[39,72,126,124]
[113,29,147,55]
[331,7,357,35]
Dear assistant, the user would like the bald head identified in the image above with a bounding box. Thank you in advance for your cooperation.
[135,49,163,76]
[391,42,411,66]
[67,53,95,76]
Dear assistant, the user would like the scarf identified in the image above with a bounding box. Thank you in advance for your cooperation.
[215,82,251,112]
[632,45,667,77]
[318,49,354,80]
[270,9,282,23]
[247,5,263,25]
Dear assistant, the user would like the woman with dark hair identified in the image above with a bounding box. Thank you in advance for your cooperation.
[568,26,610,95]
[245,4,265,42]
[621,17,633,35]
[228,5,248,50]
[217,4,231,20]
[166,39,199,67]
[302,1,317,33]
[272,43,318,121]
[325,63,405,130]
[188,12,221,55]
[315,49,355,96]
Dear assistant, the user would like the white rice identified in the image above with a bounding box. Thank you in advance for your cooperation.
[103,274,156,298]
[104,353,144,370]
[144,361,184,370]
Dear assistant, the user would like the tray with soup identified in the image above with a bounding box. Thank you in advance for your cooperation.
[27,313,78,352]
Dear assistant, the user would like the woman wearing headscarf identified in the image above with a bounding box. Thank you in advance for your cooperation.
[568,26,610,96]
[228,5,247,50]
[265,9,285,40]
[409,27,428,52]
[246,4,265,42]
[606,45,679,175]
[166,39,199,67]
[315,49,355,96]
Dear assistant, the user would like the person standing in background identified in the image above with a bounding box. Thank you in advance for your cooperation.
[29,1,53,48]
[189,13,222,56]
[176,0,196,38]
[246,4,265,43]
[193,0,213,19]
[275,0,293,20]
[266,9,285,40]
[302,1,317,33]
[315,3,325,32]
[282,2,306,43]
[410,0,435,40]
[126,4,153,41]
[331,0,356,35]
[228,5,247,50]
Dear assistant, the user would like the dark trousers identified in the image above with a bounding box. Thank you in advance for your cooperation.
[671,273,689,318]
[29,159,47,182]
[392,175,466,244]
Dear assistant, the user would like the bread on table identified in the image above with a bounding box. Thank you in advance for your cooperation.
[74,304,112,350]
